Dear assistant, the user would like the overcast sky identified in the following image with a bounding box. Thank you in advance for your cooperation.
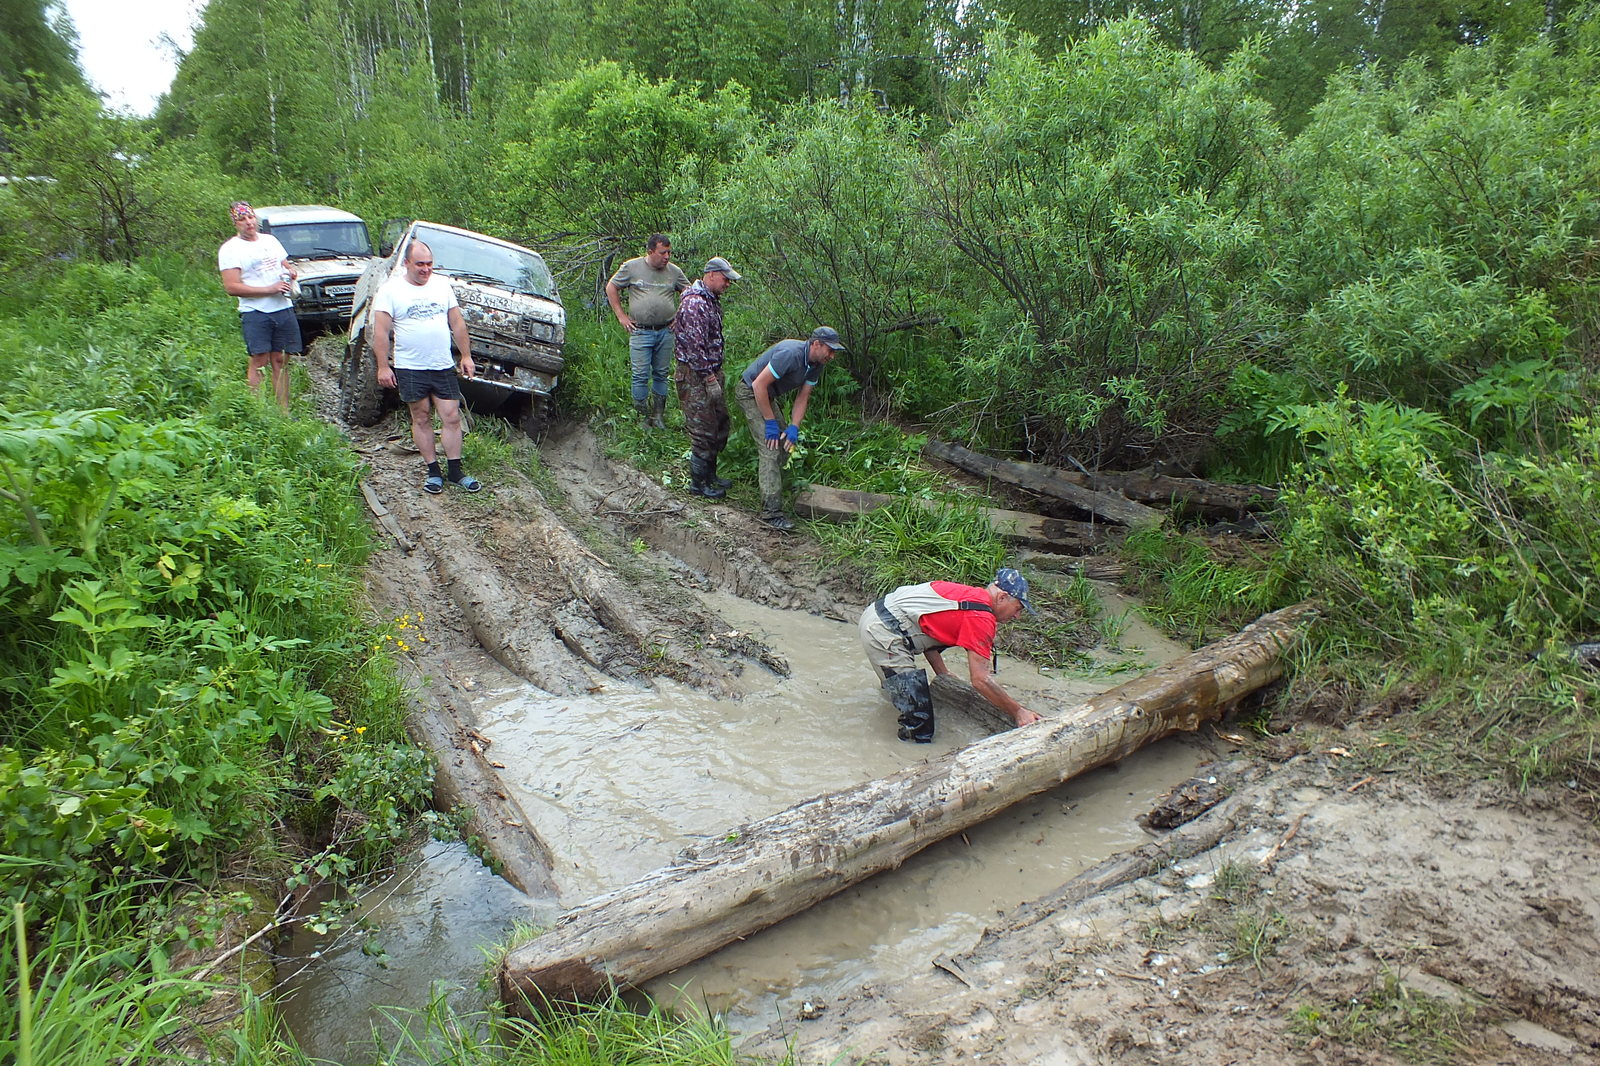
[60,0,206,115]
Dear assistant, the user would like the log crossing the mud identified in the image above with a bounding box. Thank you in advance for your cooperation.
[497,602,1318,1007]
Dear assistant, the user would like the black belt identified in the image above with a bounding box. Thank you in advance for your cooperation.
[874,598,917,652]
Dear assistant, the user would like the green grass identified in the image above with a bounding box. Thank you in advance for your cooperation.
[1117,525,1286,644]
[813,496,1007,598]
[1289,970,1476,1064]
[0,261,433,1060]
[2,892,300,1066]
[350,990,784,1066]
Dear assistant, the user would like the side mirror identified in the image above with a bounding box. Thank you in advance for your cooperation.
[379,219,410,260]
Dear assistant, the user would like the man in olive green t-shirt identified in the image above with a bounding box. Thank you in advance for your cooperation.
[606,234,689,428]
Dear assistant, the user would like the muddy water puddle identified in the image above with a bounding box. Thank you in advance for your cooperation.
[281,585,1203,1057]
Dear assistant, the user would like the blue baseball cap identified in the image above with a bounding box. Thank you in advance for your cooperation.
[993,568,1037,616]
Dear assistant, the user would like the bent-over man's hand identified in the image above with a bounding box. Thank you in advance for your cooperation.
[1013,707,1042,727]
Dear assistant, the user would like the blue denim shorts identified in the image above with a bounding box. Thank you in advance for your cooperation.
[240,307,303,355]
[394,368,462,404]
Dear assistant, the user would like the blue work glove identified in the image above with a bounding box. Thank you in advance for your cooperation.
[785,424,799,446]
[764,418,781,443]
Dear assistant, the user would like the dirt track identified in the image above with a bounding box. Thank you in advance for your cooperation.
[304,341,1600,1065]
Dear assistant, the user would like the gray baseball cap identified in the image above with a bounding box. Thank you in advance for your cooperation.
[809,326,846,350]
[703,256,742,280]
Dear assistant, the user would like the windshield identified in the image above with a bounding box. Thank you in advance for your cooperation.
[268,220,373,257]
[415,225,556,300]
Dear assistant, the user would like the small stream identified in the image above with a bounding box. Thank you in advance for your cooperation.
[279,586,1202,1061]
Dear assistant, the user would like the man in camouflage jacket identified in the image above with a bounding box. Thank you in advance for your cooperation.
[671,256,742,498]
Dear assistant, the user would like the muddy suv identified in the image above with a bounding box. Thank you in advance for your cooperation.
[339,220,566,438]
[256,204,376,336]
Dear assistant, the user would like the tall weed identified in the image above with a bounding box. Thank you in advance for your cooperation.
[814,498,1006,598]
[0,892,283,1066]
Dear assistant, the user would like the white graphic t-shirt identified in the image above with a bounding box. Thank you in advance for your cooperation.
[373,274,459,371]
[217,234,292,313]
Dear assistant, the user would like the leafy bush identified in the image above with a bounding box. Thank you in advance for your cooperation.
[1277,395,1600,663]
[1279,40,1600,314]
[0,89,233,276]
[488,62,750,247]
[923,24,1282,466]
[0,265,416,913]
[689,99,945,407]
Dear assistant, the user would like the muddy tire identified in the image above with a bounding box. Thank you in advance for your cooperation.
[339,336,387,426]
[519,395,554,441]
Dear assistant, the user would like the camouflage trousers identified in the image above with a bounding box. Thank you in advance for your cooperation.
[674,362,729,460]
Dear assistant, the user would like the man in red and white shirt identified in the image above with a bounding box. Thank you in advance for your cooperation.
[859,568,1044,742]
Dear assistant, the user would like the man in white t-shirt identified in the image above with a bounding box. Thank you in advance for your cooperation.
[370,240,483,494]
[217,201,301,410]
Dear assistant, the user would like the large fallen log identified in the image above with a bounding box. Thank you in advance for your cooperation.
[498,602,1317,1006]
[924,440,1164,527]
[793,485,1117,552]
[399,667,559,898]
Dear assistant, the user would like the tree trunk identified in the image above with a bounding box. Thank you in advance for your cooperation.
[923,440,1277,517]
[498,602,1317,1007]
[923,440,1165,527]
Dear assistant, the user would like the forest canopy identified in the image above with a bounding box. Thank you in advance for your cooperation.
[3,0,1598,664]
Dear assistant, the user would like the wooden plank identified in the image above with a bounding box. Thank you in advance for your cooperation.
[498,603,1317,1006]
[793,485,1116,553]
[922,442,1277,515]
[923,440,1164,527]
[360,479,415,552]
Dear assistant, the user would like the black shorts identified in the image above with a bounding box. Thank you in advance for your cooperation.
[240,307,302,356]
[394,368,462,404]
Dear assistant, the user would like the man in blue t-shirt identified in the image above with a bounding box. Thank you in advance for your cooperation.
[732,326,844,532]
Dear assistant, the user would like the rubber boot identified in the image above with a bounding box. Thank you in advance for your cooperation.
[633,398,650,426]
[648,393,667,430]
[760,495,795,532]
[707,452,732,490]
[689,454,726,499]
[881,669,935,742]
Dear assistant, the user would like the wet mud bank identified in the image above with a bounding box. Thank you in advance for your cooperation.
[300,341,1600,1065]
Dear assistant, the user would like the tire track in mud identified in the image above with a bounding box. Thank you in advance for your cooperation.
[308,335,854,700]
[303,337,868,899]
